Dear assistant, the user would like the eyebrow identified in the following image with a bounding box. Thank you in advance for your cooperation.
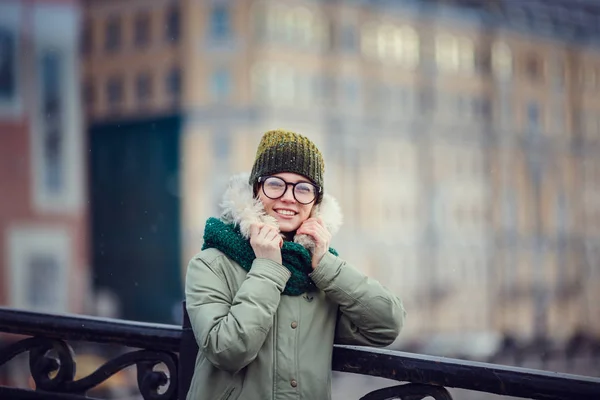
[274,176,313,185]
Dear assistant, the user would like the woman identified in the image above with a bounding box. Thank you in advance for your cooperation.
[185,129,406,400]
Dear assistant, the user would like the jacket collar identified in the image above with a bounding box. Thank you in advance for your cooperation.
[219,173,343,251]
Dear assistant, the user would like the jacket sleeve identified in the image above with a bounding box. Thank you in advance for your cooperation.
[185,252,290,373]
[309,252,406,347]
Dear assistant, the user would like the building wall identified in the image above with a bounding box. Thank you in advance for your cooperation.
[80,0,600,347]
[81,0,182,119]
[0,0,89,315]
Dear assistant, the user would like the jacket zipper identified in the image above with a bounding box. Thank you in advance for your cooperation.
[272,312,278,400]
[221,386,234,400]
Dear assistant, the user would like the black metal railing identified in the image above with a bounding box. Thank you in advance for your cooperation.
[1,305,600,400]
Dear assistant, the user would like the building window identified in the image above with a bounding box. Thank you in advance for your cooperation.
[214,131,230,158]
[582,112,600,138]
[553,60,565,88]
[361,24,419,67]
[295,73,315,106]
[285,7,321,48]
[28,255,61,310]
[340,25,356,51]
[395,86,414,114]
[583,159,600,191]
[166,67,181,103]
[165,6,180,43]
[475,49,490,74]
[105,16,121,52]
[491,41,512,78]
[0,26,17,103]
[435,34,474,73]
[581,66,598,90]
[210,4,231,40]
[556,193,568,235]
[251,63,296,104]
[39,50,64,194]
[553,104,565,135]
[342,78,359,105]
[259,5,325,49]
[251,2,268,41]
[211,68,231,100]
[525,53,544,81]
[473,96,492,120]
[80,23,92,55]
[83,80,95,107]
[315,74,334,105]
[134,12,150,48]
[136,72,152,104]
[106,75,123,108]
[456,95,474,120]
[252,64,327,107]
[250,65,268,101]
[503,191,517,229]
[451,95,491,122]
[498,91,513,128]
[7,227,70,313]
[527,102,541,133]
[369,84,392,112]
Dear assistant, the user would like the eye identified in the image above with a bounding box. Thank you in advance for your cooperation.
[265,178,285,188]
[296,183,314,194]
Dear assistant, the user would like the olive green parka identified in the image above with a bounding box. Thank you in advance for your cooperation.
[185,173,406,400]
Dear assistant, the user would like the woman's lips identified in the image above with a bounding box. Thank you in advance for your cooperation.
[274,209,297,219]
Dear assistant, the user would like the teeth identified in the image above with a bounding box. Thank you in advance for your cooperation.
[276,210,296,216]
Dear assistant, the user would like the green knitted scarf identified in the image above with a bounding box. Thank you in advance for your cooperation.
[201,217,338,296]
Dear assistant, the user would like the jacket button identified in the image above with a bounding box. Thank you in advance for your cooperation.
[290,379,297,388]
[291,321,298,329]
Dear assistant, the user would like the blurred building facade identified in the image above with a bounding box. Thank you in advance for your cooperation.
[0,0,89,315]
[80,0,600,356]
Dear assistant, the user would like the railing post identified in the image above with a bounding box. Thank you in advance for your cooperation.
[178,301,198,400]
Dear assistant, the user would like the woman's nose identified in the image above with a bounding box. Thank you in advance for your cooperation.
[281,186,296,202]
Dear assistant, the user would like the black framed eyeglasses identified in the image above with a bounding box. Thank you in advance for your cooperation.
[258,176,321,205]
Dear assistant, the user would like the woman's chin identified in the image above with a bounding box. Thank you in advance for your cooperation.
[278,220,299,234]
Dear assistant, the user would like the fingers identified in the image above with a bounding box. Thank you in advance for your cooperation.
[299,220,330,238]
[303,218,326,230]
[262,227,279,242]
[250,223,261,238]
[249,223,283,263]
[297,224,331,247]
[251,223,280,244]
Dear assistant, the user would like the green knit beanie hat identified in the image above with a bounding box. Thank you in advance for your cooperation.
[249,129,324,190]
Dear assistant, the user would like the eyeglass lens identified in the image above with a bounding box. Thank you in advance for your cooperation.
[262,177,317,204]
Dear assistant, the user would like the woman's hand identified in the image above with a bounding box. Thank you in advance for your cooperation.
[250,223,283,264]
[297,218,331,270]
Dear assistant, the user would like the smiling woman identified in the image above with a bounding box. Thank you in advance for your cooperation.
[184,129,406,400]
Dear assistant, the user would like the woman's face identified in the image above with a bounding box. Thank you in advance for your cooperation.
[257,172,316,233]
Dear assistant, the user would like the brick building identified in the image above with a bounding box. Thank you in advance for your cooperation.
[0,0,89,315]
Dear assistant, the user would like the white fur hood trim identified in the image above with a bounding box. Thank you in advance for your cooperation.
[219,173,343,251]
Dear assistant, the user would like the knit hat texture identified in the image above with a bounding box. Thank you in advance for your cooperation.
[249,129,324,190]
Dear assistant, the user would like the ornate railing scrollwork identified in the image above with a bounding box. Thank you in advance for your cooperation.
[28,337,76,393]
[0,336,178,400]
[2,306,600,400]
[360,383,452,400]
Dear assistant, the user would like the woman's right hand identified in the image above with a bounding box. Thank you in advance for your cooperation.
[250,223,283,264]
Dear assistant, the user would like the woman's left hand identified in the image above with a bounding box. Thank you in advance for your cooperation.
[297,218,332,270]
